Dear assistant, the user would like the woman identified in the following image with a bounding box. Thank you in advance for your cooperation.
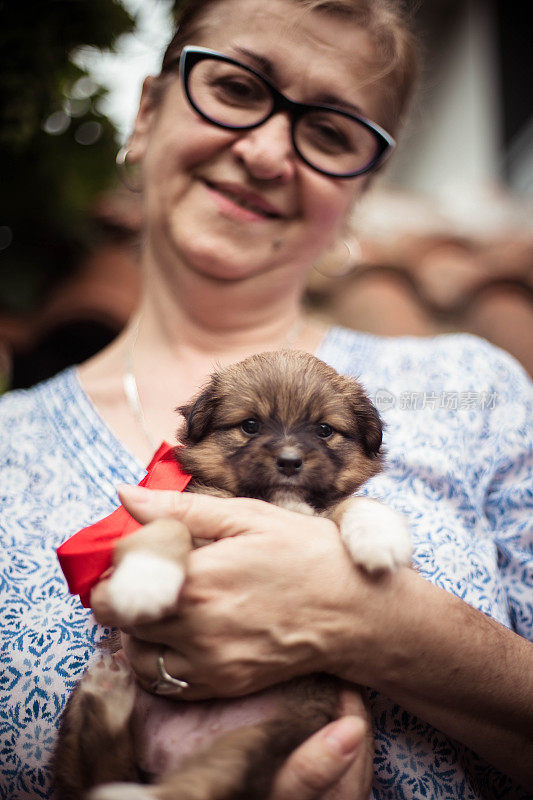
[0,0,531,798]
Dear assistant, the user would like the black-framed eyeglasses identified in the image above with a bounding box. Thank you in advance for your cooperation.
[176,45,396,179]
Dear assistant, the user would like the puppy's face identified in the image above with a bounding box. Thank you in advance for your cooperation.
[177,351,383,511]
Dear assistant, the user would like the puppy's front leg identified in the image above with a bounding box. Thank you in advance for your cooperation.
[100,517,192,625]
[330,498,412,573]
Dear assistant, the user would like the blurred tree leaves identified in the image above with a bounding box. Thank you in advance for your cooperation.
[0,0,136,312]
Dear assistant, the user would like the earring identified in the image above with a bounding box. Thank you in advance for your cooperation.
[313,239,362,278]
[116,146,142,193]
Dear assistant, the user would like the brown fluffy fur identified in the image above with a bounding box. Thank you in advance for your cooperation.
[178,351,383,509]
[53,351,383,800]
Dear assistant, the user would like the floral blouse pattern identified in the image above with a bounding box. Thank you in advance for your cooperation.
[0,329,531,799]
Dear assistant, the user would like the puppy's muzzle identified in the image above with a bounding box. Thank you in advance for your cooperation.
[276,446,303,477]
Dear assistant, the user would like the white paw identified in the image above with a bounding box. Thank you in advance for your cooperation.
[87,783,156,800]
[106,551,184,624]
[80,657,135,733]
[340,498,412,573]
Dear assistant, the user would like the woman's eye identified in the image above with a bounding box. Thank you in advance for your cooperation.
[301,113,356,155]
[311,123,350,152]
[241,419,261,435]
[213,76,266,106]
[316,423,333,439]
[316,124,348,149]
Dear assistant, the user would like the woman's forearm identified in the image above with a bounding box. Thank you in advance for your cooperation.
[338,567,533,789]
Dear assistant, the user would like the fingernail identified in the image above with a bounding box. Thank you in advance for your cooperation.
[324,716,365,756]
[117,484,151,503]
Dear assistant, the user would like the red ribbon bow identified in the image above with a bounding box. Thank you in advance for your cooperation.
[56,442,192,607]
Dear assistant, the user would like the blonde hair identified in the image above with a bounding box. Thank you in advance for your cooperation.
[155,0,419,134]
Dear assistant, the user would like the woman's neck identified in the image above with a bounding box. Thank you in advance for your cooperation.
[78,257,327,462]
[137,265,307,362]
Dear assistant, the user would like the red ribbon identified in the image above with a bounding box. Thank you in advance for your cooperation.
[56,442,192,607]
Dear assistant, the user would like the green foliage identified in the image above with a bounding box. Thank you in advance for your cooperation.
[0,0,136,312]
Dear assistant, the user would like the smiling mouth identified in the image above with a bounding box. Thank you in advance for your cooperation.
[204,180,282,219]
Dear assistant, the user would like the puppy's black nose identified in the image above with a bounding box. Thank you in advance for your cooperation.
[276,452,303,476]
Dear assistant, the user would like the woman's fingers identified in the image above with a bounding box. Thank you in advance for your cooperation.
[92,516,358,698]
[272,686,373,800]
[119,633,160,689]
[117,485,290,539]
[270,715,368,800]
[89,578,117,627]
[119,634,194,696]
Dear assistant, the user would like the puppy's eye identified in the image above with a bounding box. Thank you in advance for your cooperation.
[241,419,261,435]
[316,423,334,439]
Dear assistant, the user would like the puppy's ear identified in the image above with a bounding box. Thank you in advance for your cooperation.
[177,380,220,443]
[352,392,383,458]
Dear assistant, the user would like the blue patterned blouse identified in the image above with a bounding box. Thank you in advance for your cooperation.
[0,328,531,799]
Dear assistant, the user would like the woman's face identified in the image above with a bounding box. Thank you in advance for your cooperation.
[131,0,384,283]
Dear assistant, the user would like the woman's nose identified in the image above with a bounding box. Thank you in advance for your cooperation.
[231,114,295,182]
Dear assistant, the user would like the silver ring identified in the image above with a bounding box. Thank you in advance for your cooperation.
[150,654,189,696]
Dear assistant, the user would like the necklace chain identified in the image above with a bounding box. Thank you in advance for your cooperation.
[123,314,304,451]
[123,316,158,450]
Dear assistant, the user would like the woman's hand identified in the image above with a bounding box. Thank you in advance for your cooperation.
[269,718,366,800]
[91,486,373,699]
[92,488,375,798]
[269,697,373,800]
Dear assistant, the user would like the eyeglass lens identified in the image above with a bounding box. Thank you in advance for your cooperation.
[187,58,381,176]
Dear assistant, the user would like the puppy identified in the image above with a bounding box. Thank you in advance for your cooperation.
[53,350,411,800]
